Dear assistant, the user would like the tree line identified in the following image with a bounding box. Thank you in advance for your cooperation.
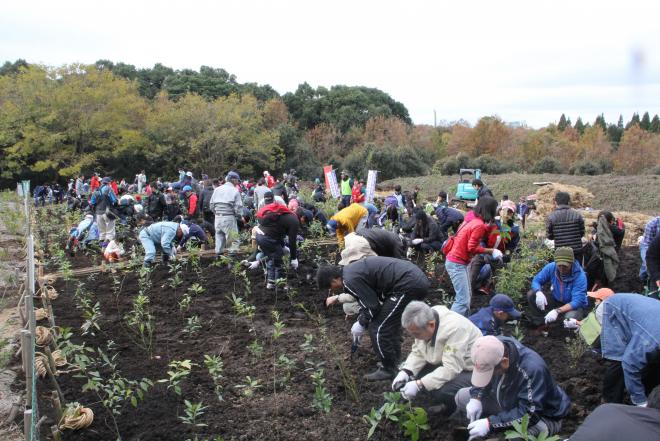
[0,59,658,187]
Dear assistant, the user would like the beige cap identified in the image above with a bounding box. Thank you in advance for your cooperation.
[471,336,505,388]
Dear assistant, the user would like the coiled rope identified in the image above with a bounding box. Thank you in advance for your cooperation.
[58,404,94,431]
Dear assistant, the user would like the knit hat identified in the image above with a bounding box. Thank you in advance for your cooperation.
[263,191,274,204]
[554,247,574,267]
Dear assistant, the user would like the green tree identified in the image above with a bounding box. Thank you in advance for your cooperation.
[625,112,640,130]
[640,111,651,131]
[0,64,150,180]
[594,114,607,131]
[0,59,28,76]
[651,115,660,133]
[557,113,568,131]
[574,117,585,135]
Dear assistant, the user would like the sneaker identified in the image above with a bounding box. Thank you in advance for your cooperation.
[363,367,395,381]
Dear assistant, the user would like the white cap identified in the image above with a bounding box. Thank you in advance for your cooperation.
[179,223,190,236]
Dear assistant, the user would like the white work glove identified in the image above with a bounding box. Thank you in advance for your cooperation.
[248,260,260,270]
[171,246,177,257]
[391,371,410,391]
[466,398,483,422]
[535,291,547,310]
[411,238,423,245]
[467,418,490,439]
[283,245,290,255]
[563,318,580,329]
[290,258,299,270]
[176,245,182,253]
[636,401,648,407]
[351,321,366,338]
[491,249,503,260]
[545,308,559,324]
[400,381,420,400]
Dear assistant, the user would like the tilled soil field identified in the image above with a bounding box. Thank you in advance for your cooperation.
[27,244,644,441]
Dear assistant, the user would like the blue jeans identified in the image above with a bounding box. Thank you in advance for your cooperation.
[139,228,159,263]
[341,195,352,207]
[361,202,378,228]
[446,260,471,316]
[640,242,648,281]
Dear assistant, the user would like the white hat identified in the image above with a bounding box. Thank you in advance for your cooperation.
[186,171,193,177]
[179,223,190,236]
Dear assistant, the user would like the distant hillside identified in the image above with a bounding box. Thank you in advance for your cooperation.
[380,173,660,215]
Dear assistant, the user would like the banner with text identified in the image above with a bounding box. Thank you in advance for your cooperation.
[324,166,341,199]
[366,170,378,203]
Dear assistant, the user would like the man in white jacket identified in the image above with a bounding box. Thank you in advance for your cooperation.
[392,301,482,415]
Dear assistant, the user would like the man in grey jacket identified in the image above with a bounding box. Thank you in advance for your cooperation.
[546,191,585,264]
[209,171,243,256]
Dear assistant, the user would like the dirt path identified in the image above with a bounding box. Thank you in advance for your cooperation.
[0,199,27,440]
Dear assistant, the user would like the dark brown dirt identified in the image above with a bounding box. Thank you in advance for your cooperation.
[31,245,644,441]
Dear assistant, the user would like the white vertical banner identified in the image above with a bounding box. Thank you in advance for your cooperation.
[366,170,378,203]
[325,168,341,199]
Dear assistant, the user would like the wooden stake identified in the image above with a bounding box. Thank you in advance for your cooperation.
[23,409,32,440]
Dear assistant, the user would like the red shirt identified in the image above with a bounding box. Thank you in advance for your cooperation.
[446,218,488,265]
[352,183,365,203]
[266,175,275,188]
[187,193,198,216]
[90,176,100,192]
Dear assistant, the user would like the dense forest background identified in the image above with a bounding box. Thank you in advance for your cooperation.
[1,59,659,186]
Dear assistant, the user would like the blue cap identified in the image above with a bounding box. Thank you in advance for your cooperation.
[326,219,338,234]
[101,177,111,184]
[183,185,192,192]
[490,294,521,319]
[226,171,240,181]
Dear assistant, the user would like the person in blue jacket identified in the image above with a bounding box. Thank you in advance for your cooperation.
[526,247,588,326]
[139,221,189,265]
[455,335,570,439]
[598,293,660,406]
[469,294,522,336]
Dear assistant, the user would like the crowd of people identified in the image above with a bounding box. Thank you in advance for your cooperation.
[47,168,660,440]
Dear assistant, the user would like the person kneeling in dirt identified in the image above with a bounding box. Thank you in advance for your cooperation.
[469,294,522,336]
[66,213,98,254]
[327,228,406,316]
[595,294,660,406]
[568,385,660,441]
[316,257,429,381]
[408,209,444,254]
[255,191,300,290]
[456,335,571,440]
[391,301,482,416]
[527,247,588,327]
[327,203,369,248]
[176,221,209,252]
[103,235,125,262]
[139,221,189,266]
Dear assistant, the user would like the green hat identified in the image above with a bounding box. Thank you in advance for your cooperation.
[555,247,574,267]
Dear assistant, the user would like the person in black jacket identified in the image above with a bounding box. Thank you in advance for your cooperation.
[410,210,443,253]
[146,185,167,221]
[435,206,464,239]
[646,233,660,291]
[472,179,494,200]
[455,335,571,439]
[256,192,300,290]
[271,180,289,205]
[316,257,429,381]
[546,191,585,264]
[569,386,660,441]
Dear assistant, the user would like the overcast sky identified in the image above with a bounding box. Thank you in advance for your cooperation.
[2,0,659,128]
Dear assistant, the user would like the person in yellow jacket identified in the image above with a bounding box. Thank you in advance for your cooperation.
[326,203,368,247]
[391,301,482,416]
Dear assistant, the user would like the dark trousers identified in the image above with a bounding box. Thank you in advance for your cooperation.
[525,289,584,326]
[418,241,443,253]
[256,234,284,283]
[369,290,426,370]
[603,351,660,404]
[341,195,352,207]
[416,366,471,414]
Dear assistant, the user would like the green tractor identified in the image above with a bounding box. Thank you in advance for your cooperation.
[452,168,481,207]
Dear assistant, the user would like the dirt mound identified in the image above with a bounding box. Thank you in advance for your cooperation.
[535,183,594,217]
[580,210,653,247]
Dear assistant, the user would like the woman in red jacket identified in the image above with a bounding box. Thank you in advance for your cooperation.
[445,197,501,316]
